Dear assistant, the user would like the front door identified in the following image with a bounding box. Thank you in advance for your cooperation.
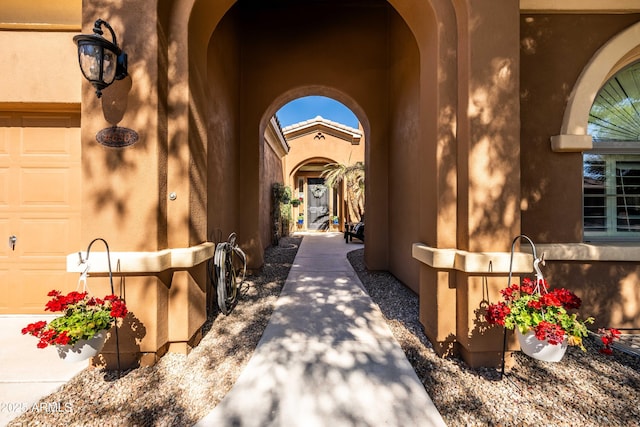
[307,178,329,230]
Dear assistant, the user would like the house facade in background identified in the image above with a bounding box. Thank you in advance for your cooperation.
[1,0,639,368]
[281,116,365,232]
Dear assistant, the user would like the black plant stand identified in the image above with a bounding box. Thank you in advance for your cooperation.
[500,234,542,379]
[78,238,122,377]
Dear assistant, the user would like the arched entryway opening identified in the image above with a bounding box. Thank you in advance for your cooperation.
[180,0,436,287]
[290,157,341,232]
[166,0,476,363]
[268,93,366,233]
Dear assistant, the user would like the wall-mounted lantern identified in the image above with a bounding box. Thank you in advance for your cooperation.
[73,19,128,98]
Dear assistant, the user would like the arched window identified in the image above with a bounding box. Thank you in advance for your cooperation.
[584,60,640,239]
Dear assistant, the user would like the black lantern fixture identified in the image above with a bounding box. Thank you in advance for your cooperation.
[73,19,128,98]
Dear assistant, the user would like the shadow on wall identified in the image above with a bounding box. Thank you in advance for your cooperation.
[95,312,146,372]
[544,262,640,329]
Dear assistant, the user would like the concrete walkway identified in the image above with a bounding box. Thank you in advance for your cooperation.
[0,315,88,426]
[196,232,446,427]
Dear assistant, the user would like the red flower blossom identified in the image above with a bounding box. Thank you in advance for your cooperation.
[485,302,510,325]
[500,284,520,301]
[540,292,562,307]
[44,296,66,312]
[23,289,129,349]
[21,320,47,336]
[534,321,566,345]
[520,278,535,295]
[110,300,128,318]
[598,328,621,355]
[527,300,542,310]
[553,288,582,309]
[64,291,87,305]
[53,331,70,345]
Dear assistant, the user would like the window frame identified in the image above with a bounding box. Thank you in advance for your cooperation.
[584,145,640,241]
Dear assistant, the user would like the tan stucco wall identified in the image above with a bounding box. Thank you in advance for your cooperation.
[261,128,286,249]
[0,32,81,104]
[207,8,241,244]
[388,10,421,292]
[520,14,640,330]
[520,14,640,244]
[77,2,163,251]
[8,0,639,368]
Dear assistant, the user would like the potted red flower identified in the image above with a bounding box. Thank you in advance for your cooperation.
[22,289,127,361]
[485,278,594,361]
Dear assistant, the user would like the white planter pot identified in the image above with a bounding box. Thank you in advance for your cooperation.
[516,329,568,362]
[56,330,108,363]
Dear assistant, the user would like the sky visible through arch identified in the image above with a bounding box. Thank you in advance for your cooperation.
[276,96,359,129]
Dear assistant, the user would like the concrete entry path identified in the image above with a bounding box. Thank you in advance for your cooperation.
[196,232,446,427]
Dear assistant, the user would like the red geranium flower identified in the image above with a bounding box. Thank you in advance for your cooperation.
[534,321,566,345]
[110,300,128,318]
[53,331,71,345]
[22,289,128,349]
[598,328,621,355]
[553,288,582,309]
[520,278,535,295]
[485,302,510,326]
[484,275,595,353]
[540,292,562,307]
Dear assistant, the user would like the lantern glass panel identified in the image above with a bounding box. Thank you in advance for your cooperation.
[101,49,117,85]
[78,44,102,81]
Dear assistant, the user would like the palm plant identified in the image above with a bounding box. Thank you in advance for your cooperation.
[322,161,365,223]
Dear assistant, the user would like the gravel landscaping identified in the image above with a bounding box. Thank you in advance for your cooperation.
[347,248,640,427]
[9,236,640,426]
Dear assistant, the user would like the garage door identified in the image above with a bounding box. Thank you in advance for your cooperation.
[0,110,81,314]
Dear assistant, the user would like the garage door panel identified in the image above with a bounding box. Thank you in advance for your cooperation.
[0,115,11,154]
[20,167,75,207]
[17,268,77,312]
[1,110,81,314]
[0,265,8,310]
[0,218,11,259]
[21,129,76,157]
[21,117,80,159]
[0,168,9,206]
[18,215,80,257]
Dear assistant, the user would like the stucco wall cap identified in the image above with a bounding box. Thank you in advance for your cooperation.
[532,243,640,261]
[67,243,215,274]
[412,243,534,274]
[550,134,592,152]
[520,0,640,13]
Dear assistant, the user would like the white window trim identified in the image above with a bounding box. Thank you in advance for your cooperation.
[584,152,640,241]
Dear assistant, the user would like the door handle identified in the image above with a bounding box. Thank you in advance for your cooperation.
[9,235,16,251]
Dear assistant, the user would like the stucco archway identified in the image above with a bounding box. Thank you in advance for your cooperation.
[170,0,444,281]
[164,0,522,368]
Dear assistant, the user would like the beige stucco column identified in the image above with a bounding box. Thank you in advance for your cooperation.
[416,0,522,367]
[77,0,208,367]
[455,0,521,367]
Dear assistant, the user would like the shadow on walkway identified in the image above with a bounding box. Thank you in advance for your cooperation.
[196,232,445,427]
